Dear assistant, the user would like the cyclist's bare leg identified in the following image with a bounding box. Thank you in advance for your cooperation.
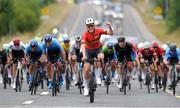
[97,53,104,85]
[117,63,123,88]
[12,63,17,88]
[47,62,52,82]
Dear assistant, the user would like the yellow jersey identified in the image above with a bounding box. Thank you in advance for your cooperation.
[61,42,70,53]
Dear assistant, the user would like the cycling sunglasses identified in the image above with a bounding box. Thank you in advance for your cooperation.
[64,40,70,43]
[87,24,94,28]
[144,48,150,50]
[153,46,158,48]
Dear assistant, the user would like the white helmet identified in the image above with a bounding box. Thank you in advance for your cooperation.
[85,18,94,25]
[161,44,168,51]
[137,42,144,49]
[2,44,9,49]
[143,41,151,49]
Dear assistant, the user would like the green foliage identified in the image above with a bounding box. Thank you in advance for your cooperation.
[166,0,180,32]
[0,0,55,36]
[13,0,41,32]
[0,0,14,35]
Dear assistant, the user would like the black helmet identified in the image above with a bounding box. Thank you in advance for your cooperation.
[169,43,177,51]
[117,37,125,42]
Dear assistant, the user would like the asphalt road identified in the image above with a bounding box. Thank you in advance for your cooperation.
[0,2,180,108]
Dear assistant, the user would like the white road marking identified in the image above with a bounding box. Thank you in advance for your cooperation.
[40,92,49,95]
[22,100,34,105]
[175,96,180,99]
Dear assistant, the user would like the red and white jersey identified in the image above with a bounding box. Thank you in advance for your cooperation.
[9,41,25,51]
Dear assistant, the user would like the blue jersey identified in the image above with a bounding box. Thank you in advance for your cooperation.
[42,38,63,53]
[25,43,43,59]
[165,48,180,61]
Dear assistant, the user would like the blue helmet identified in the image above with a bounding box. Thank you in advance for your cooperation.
[62,34,70,42]
[30,40,38,47]
[106,41,113,49]
[44,34,52,42]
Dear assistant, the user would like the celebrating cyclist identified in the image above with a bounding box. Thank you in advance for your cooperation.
[81,17,113,96]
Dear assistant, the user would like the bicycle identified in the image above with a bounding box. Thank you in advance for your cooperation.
[31,61,45,95]
[162,64,168,91]
[65,61,72,90]
[138,67,143,89]
[15,59,23,92]
[119,57,131,95]
[104,58,114,94]
[51,60,63,96]
[169,59,179,96]
[76,61,83,94]
[87,58,102,103]
[144,60,151,94]
[1,64,11,89]
[154,64,159,93]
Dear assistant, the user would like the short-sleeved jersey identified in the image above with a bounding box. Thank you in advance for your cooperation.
[61,42,70,53]
[42,38,64,53]
[115,42,134,61]
[26,43,43,59]
[82,28,107,49]
[138,48,156,59]
[165,48,180,61]
[9,41,25,52]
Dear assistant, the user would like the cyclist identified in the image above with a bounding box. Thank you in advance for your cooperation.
[25,40,44,91]
[102,41,117,83]
[82,17,113,96]
[0,44,9,87]
[115,37,135,88]
[69,35,82,85]
[42,34,66,89]
[136,41,158,89]
[61,34,71,60]
[152,41,164,88]
[163,43,180,89]
[8,37,26,89]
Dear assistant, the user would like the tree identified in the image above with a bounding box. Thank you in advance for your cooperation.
[13,0,41,32]
[0,0,14,35]
[166,0,180,32]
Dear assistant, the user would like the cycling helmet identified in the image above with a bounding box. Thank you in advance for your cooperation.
[117,37,125,42]
[85,18,95,25]
[75,35,81,42]
[106,41,113,49]
[30,40,38,47]
[143,41,151,49]
[169,43,177,51]
[13,37,20,46]
[2,44,9,49]
[137,42,144,49]
[62,34,70,42]
[161,44,168,51]
[152,41,159,47]
[44,34,52,42]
